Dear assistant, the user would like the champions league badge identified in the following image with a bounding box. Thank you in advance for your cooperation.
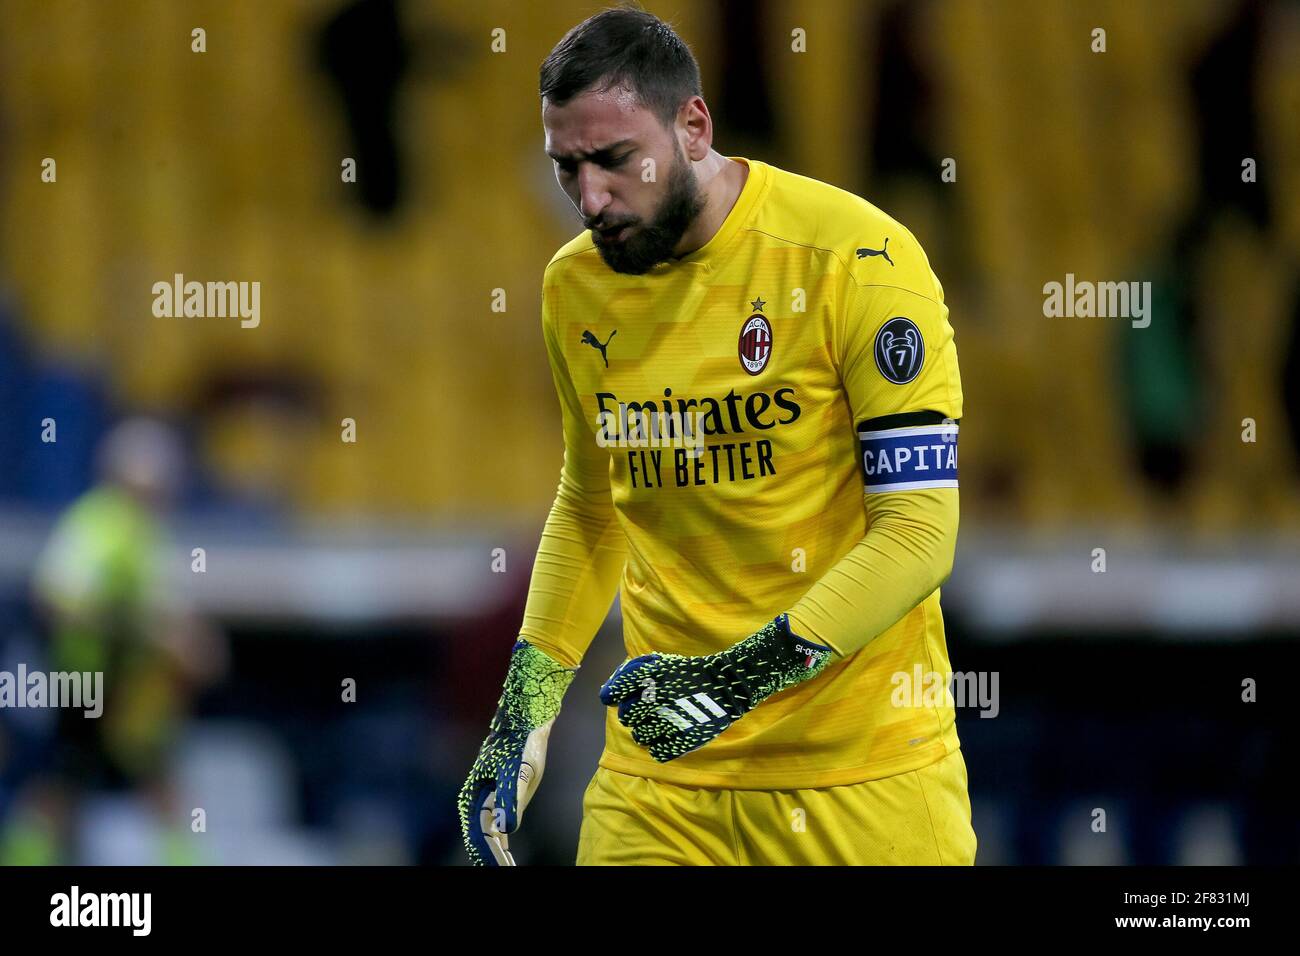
[874,317,924,384]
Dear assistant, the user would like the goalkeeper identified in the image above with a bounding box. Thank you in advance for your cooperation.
[459,8,975,866]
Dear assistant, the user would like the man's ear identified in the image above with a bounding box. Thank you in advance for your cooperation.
[679,96,712,161]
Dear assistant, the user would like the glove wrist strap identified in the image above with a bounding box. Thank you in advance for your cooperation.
[727,613,834,711]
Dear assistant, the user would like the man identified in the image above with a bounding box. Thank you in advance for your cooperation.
[458,6,974,866]
[28,418,224,863]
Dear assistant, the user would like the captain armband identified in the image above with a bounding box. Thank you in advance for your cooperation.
[856,411,958,493]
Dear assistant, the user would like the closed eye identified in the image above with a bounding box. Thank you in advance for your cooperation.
[554,153,633,175]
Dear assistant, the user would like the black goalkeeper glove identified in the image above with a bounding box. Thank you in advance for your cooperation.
[458,640,575,865]
[598,614,834,762]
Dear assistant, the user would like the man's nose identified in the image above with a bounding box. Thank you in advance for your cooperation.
[577,165,611,222]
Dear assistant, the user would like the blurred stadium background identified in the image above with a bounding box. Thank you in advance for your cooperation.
[0,0,1296,865]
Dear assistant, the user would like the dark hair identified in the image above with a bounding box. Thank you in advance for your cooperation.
[539,5,702,129]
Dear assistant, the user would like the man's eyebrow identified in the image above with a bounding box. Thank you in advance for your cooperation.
[546,139,634,162]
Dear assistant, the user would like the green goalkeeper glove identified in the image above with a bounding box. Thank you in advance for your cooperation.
[457,640,575,865]
[598,613,834,762]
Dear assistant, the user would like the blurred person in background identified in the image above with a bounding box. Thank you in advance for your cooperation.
[3,417,227,864]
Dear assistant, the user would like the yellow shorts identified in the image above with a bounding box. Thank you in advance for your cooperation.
[576,748,976,865]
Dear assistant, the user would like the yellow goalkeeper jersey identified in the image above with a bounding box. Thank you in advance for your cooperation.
[523,156,965,790]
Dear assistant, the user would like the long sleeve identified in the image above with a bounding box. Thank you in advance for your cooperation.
[788,228,963,656]
[788,486,957,656]
[516,283,628,668]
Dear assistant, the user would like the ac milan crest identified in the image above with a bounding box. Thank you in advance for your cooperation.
[738,313,772,375]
